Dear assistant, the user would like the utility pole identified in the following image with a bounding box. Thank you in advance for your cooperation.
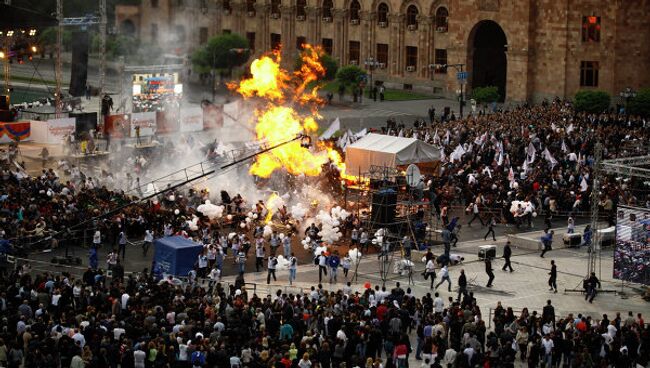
[587,142,603,278]
[55,0,63,117]
[99,0,107,125]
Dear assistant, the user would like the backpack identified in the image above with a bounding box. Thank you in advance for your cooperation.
[314,256,319,265]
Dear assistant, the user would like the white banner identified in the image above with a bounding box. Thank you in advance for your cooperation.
[180,106,203,132]
[46,118,75,144]
[130,112,156,137]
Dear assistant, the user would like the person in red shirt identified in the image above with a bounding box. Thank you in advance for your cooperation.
[638,313,644,327]
[576,318,587,332]
[377,302,388,321]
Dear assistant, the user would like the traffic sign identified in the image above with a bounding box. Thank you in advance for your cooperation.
[456,71,468,80]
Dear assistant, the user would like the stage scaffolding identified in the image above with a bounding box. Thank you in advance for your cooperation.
[344,164,443,286]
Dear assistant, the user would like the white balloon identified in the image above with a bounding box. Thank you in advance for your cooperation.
[240,222,246,228]
[303,244,309,250]
[174,209,180,215]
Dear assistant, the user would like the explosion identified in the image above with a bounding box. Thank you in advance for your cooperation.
[229,45,356,181]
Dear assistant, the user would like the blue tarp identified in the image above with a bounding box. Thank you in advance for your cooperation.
[153,236,203,276]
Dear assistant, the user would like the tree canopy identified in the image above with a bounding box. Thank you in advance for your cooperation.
[191,33,251,74]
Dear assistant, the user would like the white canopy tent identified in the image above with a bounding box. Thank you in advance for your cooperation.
[344,133,440,175]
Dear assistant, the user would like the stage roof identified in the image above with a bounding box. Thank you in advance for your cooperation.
[0,4,57,31]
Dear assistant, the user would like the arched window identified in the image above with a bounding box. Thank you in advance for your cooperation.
[436,7,448,32]
[246,0,256,14]
[271,0,280,16]
[297,0,306,18]
[377,2,388,24]
[322,0,333,19]
[406,5,418,27]
[350,0,361,21]
[223,0,231,13]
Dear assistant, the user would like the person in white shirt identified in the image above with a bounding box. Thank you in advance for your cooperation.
[143,230,154,256]
[542,334,554,367]
[424,259,436,289]
[93,230,101,248]
[133,347,146,368]
[433,293,444,314]
[463,344,475,366]
[288,253,297,285]
[72,328,86,348]
[435,265,452,292]
[121,292,130,311]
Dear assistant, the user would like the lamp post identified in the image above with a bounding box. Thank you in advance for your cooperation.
[429,63,466,118]
[364,56,381,96]
[619,87,636,115]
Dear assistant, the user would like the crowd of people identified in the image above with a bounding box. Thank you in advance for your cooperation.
[0,264,648,368]
[378,99,649,227]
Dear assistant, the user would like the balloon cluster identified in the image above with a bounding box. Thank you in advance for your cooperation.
[197,200,225,220]
[307,206,350,243]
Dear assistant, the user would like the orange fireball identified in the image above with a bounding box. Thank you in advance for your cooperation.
[230,44,359,181]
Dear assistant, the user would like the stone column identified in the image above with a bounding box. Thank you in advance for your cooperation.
[255,3,270,52]
[306,6,321,46]
[280,5,296,63]
[389,13,405,77]
[359,11,372,62]
[232,1,246,36]
[333,8,348,64]
[417,15,432,79]
[505,48,530,103]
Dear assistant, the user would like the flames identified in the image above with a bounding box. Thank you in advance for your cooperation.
[229,44,359,182]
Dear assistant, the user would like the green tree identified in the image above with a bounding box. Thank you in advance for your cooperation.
[628,88,650,117]
[336,65,366,87]
[574,90,611,113]
[191,33,251,76]
[471,86,500,104]
[38,27,73,51]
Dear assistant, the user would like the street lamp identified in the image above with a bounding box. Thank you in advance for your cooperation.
[430,63,466,118]
[364,56,381,98]
[619,87,636,115]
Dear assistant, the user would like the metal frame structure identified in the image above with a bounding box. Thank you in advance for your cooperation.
[346,164,439,286]
[55,0,106,117]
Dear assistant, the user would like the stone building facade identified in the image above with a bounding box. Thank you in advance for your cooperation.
[117,0,650,103]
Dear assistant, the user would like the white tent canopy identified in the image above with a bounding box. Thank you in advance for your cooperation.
[344,133,440,175]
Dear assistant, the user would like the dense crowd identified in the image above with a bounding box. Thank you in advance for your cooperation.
[378,100,649,226]
[0,266,648,368]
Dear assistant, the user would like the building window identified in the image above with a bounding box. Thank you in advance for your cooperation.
[199,27,208,44]
[406,5,418,27]
[322,38,333,55]
[349,41,360,64]
[406,46,418,68]
[223,0,231,13]
[582,16,601,42]
[223,29,231,34]
[376,43,388,66]
[322,0,333,19]
[246,32,256,51]
[247,0,256,14]
[175,25,186,42]
[297,0,306,17]
[377,3,389,24]
[271,33,282,50]
[350,0,361,21]
[434,49,447,73]
[151,0,159,8]
[297,36,306,51]
[435,7,448,32]
[150,23,158,41]
[580,61,599,87]
[271,0,280,16]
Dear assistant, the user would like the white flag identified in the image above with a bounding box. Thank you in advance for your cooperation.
[580,177,588,192]
[508,167,514,182]
[523,158,529,172]
[482,166,492,179]
[561,140,568,153]
[355,128,367,138]
[497,151,504,166]
[542,148,558,168]
[320,117,340,139]
[567,123,575,134]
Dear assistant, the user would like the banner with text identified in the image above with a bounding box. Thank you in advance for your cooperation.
[180,106,203,132]
[130,112,157,137]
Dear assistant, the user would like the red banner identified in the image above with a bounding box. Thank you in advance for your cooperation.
[0,121,31,142]
[156,110,180,134]
[105,114,131,139]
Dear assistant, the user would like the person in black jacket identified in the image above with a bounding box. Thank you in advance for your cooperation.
[585,272,602,303]
[485,258,495,287]
[548,260,558,293]
[501,241,514,272]
[457,269,467,301]
[542,300,556,325]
